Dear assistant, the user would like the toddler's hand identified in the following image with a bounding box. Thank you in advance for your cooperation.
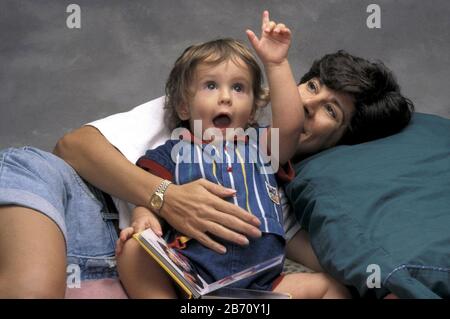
[115,206,163,255]
[246,10,292,66]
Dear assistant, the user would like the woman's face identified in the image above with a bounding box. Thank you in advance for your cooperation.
[294,77,356,160]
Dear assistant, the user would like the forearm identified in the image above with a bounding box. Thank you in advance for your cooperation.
[53,125,263,253]
[266,60,304,163]
[53,125,162,207]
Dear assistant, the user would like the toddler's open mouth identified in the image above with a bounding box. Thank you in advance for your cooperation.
[213,114,232,128]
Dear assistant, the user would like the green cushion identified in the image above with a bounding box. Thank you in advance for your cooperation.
[286,113,450,298]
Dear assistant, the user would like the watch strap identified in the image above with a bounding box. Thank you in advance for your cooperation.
[155,179,172,195]
[148,179,172,214]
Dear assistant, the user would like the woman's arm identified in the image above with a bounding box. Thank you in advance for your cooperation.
[53,126,261,253]
[54,126,159,207]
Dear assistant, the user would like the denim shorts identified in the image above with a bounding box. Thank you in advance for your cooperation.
[0,147,119,280]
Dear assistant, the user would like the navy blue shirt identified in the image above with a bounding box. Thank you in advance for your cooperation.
[136,129,294,238]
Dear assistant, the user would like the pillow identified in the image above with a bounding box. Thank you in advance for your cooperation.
[285,113,450,298]
[87,96,169,164]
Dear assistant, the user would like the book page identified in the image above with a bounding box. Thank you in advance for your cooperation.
[203,287,291,299]
[137,229,284,298]
[137,229,210,296]
[204,254,284,295]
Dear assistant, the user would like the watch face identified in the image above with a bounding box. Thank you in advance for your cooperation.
[151,194,163,209]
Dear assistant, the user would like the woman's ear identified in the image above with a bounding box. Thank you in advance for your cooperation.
[177,102,190,121]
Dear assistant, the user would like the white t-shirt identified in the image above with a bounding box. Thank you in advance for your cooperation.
[87,96,170,228]
[86,96,300,239]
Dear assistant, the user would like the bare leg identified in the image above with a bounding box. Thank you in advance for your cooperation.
[116,238,177,298]
[273,272,351,299]
[0,206,67,298]
[286,229,324,272]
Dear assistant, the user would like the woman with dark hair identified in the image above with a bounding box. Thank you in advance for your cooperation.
[298,50,413,147]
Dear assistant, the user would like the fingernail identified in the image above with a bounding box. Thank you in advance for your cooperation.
[219,246,227,254]
[241,236,250,245]
[253,229,262,237]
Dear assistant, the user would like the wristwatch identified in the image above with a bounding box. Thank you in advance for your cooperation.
[148,179,172,215]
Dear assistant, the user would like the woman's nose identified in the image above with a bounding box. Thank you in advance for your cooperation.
[304,102,315,117]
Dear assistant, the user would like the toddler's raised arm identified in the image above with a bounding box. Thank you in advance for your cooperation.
[247,10,304,165]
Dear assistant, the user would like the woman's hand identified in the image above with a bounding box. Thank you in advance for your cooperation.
[56,126,262,255]
[160,179,262,254]
[246,10,292,66]
[115,206,162,255]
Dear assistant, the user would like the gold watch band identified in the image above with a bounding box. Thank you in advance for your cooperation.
[156,179,172,194]
[148,179,172,215]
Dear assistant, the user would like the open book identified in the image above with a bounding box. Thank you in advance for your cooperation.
[133,229,291,299]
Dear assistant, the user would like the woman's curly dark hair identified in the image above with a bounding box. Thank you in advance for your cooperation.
[300,50,414,144]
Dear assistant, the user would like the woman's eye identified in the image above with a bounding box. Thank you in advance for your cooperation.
[233,83,244,92]
[206,82,217,90]
[325,104,337,119]
[307,81,317,93]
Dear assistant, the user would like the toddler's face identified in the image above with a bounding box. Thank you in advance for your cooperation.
[177,58,255,139]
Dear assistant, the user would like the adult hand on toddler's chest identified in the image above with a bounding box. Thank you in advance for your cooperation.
[160,178,262,254]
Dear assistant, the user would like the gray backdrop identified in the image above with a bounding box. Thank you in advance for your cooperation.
[1,0,449,151]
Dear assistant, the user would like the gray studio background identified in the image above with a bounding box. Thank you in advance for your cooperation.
[1,0,449,151]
